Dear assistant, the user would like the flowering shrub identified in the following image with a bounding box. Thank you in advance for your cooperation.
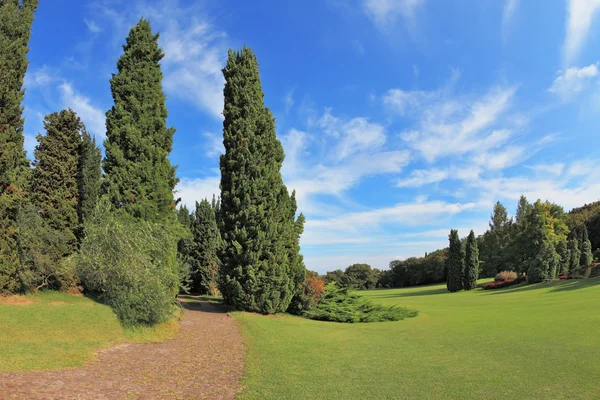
[483,275,526,290]
[494,271,518,282]
[287,274,326,315]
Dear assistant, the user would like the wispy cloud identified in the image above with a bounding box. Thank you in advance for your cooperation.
[563,0,600,66]
[84,18,103,33]
[283,88,295,114]
[175,175,220,208]
[362,0,426,31]
[501,0,519,45]
[548,62,599,100]
[58,82,106,139]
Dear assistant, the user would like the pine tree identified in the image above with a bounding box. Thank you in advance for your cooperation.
[463,230,479,290]
[219,47,305,313]
[527,238,558,284]
[446,229,464,292]
[580,228,593,267]
[568,236,581,271]
[103,18,178,221]
[31,110,82,252]
[77,129,102,240]
[190,199,221,295]
[0,0,38,294]
[556,239,569,275]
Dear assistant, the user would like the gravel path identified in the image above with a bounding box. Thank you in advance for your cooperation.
[0,297,245,399]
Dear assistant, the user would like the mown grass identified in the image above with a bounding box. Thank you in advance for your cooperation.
[0,291,180,371]
[235,278,600,400]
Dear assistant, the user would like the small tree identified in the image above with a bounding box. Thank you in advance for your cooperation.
[527,240,558,284]
[568,237,581,271]
[580,228,593,267]
[463,230,479,290]
[77,129,102,241]
[446,229,464,292]
[556,240,569,275]
[190,199,221,295]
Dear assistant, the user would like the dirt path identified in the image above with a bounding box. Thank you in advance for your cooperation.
[0,297,246,399]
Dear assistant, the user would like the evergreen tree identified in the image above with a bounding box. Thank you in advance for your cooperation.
[527,239,558,284]
[0,0,38,294]
[568,236,581,271]
[219,47,304,313]
[463,230,479,290]
[580,228,593,267]
[556,239,569,274]
[190,199,221,295]
[31,109,82,252]
[446,229,463,292]
[77,129,102,240]
[103,19,177,221]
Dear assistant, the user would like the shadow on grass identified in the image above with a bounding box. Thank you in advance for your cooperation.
[483,277,600,295]
[365,286,448,299]
[178,295,232,313]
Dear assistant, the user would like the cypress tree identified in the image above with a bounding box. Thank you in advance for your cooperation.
[568,236,581,271]
[190,199,221,295]
[31,109,82,252]
[556,239,569,275]
[580,228,593,267]
[219,47,305,313]
[463,230,479,290]
[77,129,102,240]
[103,18,178,221]
[0,0,38,294]
[527,239,558,284]
[446,229,463,292]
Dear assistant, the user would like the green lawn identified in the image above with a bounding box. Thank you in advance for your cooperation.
[0,291,179,371]
[235,278,600,399]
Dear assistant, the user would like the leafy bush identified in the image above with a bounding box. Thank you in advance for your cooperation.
[495,271,518,282]
[483,275,526,290]
[288,273,326,315]
[303,283,418,323]
[77,202,182,326]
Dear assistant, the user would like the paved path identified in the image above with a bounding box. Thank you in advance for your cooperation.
[0,297,245,399]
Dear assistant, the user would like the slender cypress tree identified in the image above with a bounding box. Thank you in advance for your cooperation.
[0,0,38,294]
[190,199,221,294]
[568,236,581,271]
[103,18,177,221]
[219,47,304,313]
[446,229,463,292]
[463,230,479,290]
[527,238,558,284]
[31,109,82,252]
[77,129,102,240]
[580,228,593,267]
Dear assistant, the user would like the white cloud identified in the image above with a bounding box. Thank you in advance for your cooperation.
[396,168,448,188]
[24,66,55,89]
[201,132,224,158]
[527,163,565,176]
[564,0,600,66]
[474,145,528,171]
[58,82,106,139]
[84,18,103,33]
[548,62,599,100]
[363,0,426,30]
[283,88,295,114]
[501,0,519,45]
[23,134,38,158]
[175,176,220,209]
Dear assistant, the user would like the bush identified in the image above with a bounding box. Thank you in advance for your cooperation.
[288,274,325,315]
[303,283,418,323]
[483,275,526,290]
[494,271,518,282]
[77,202,182,326]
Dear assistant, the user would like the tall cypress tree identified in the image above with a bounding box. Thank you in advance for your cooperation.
[31,109,83,252]
[190,199,221,295]
[77,129,102,237]
[463,230,479,290]
[446,229,463,292]
[219,47,305,313]
[568,236,581,271]
[103,18,177,221]
[0,0,38,294]
[580,228,593,267]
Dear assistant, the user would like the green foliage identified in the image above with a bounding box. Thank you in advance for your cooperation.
[77,201,181,326]
[463,230,479,290]
[0,0,37,294]
[479,201,517,276]
[219,47,304,313]
[190,199,221,295]
[303,283,418,323]
[527,239,558,284]
[342,263,379,290]
[383,249,448,288]
[287,272,325,315]
[580,228,593,266]
[567,236,581,272]
[31,109,82,253]
[446,229,464,292]
[77,129,102,240]
[103,19,178,221]
[556,239,569,274]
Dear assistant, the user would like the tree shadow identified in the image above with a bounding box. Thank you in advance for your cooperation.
[178,295,232,313]
[547,277,600,293]
[366,286,448,299]
[483,277,600,295]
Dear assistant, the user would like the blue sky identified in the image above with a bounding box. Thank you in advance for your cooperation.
[23,0,600,273]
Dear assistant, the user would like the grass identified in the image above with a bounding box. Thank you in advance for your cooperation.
[235,278,600,400]
[0,291,180,371]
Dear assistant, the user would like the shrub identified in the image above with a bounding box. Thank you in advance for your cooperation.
[483,275,526,290]
[495,271,518,282]
[77,201,182,326]
[288,274,326,315]
[303,283,418,323]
